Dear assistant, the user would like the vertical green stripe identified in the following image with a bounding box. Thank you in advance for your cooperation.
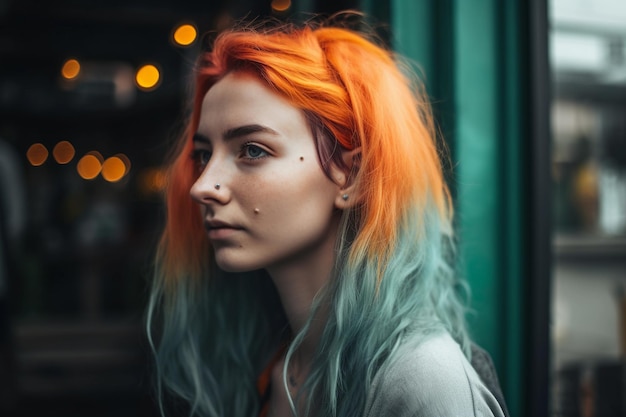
[390,0,434,85]
[454,0,502,366]
[501,2,525,414]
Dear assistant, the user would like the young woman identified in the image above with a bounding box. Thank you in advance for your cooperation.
[147,18,507,417]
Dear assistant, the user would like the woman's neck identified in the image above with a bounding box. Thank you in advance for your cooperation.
[269,263,331,363]
[266,217,340,362]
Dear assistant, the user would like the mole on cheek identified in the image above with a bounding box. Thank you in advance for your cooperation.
[254,208,260,214]
[299,156,304,161]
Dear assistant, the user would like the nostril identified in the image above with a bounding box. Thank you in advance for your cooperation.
[190,176,229,205]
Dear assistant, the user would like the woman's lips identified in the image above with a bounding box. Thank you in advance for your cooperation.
[207,227,240,240]
[204,219,241,240]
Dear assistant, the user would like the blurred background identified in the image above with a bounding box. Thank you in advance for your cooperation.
[0,0,624,416]
[550,1,626,416]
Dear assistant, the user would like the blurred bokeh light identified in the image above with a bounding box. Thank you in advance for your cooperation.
[135,64,160,90]
[138,167,166,195]
[271,0,291,12]
[101,156,127,182]
[77,152,103,180]
[116,153,131,172]
[173,23,197,46]
[26,143,49,166]
[61,58,81,80]
[52,140,75,164]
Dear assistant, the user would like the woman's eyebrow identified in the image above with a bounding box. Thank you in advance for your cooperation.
[193,124,279,145]
[222,124,279,141]
[192,132,211,144]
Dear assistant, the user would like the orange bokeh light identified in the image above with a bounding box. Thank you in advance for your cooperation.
[173,24,197,46]
[61,59,81,80]
[112,153,131,172]
[271,0,291,12]
[135,64,160,90]
[77,154,102,180]
[52,141,75,164]
[101,156,127,182]
[138,168,166,194]
[26,143,49,166]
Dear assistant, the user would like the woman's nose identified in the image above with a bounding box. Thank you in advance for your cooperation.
[189,161,230,205]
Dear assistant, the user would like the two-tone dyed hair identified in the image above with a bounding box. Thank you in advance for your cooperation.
[147,19,469,417]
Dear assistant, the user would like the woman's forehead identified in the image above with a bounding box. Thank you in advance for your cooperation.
[197,72,310,141]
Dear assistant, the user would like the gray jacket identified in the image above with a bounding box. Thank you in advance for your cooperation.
[364,332,507,417]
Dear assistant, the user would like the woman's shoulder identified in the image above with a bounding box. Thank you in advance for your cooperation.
[363,332,506,417]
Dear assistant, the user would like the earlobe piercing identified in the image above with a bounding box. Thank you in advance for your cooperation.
[214,184,221,190]
[342,194,349,201]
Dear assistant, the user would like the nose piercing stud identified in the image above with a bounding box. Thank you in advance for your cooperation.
[342,194,349,201]
[214,184,221,190]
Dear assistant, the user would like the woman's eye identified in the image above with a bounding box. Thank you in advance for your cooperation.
[241,143,269,160]
[191,149,211,168]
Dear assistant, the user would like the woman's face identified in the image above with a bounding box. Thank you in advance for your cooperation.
[190,72,344,274]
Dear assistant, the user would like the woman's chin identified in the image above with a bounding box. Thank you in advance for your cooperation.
[213,254,259,273]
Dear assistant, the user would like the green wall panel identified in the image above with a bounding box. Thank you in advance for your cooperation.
[454,0,501,360]
[390,0,434,82]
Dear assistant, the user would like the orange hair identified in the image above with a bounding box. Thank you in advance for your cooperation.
[159,23,450,288]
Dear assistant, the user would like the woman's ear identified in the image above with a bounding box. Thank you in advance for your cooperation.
[331,147,361,209]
